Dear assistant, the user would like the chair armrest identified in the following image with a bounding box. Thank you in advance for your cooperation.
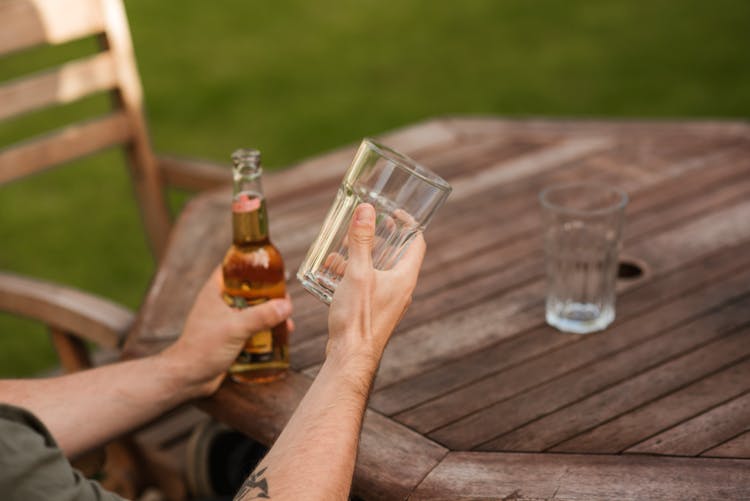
[157,155,232,192]
[0,271,134,349]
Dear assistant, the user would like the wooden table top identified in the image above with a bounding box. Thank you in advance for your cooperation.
[124,118,750,500]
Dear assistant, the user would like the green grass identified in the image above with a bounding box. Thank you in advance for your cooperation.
[1,0,749,377]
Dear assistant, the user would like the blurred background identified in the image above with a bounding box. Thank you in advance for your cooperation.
[1,0,749,376]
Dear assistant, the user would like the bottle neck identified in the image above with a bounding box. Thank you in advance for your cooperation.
[232,192,269,244]
[232,176,269,245]
[231,149,269,245]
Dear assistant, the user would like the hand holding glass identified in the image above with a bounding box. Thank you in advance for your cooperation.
[298,138,451,304]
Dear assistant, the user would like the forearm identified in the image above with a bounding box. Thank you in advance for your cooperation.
[235,203,422,500]
[0,353,201,457]
[237,353,377,500]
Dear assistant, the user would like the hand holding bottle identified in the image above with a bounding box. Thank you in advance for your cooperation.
[163,267,293,396]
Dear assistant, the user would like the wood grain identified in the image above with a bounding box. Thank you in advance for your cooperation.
[384,249,750,427]
[157,155,231,191]
[448,136,612,201]
[290,140,750,374]
[49,327,95,373]
[627,391,750,456]
[702,431,750,459]
[99,0,171,260]
[424,261,750,447]
[552,357,750,454]
[0,112,132,184]
[0,270,133,348]
[0,0,105,55]
[410,452,750,500]
[374,188,746,413]
[482,317,750,452]
[387,241,750,430]
[0,52,117,121]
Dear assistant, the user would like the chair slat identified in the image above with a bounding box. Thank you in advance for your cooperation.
[0,52,117,121]
[0,271,133,349]
[157,155,231,191]
[0,0,106,56]
[0,111,132,183]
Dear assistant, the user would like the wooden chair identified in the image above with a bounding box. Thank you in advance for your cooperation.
[0,0,233,498]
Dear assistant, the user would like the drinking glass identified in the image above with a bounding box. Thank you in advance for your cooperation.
[297,138,451,304]
[540,182,628,334]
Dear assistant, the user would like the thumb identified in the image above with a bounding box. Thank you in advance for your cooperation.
[236,297,292,334]
[347,203,376,271]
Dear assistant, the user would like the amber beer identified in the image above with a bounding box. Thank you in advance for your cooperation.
[222,149,288,383]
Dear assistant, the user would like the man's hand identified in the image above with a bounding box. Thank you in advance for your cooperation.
[327,203,425,370]
[0,267,292,457]
[162,267,293,397]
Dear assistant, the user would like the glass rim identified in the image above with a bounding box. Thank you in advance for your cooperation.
[363,137,452,193]
[539,181,628,216]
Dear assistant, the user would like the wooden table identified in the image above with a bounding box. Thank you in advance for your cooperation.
[124,118,750,500]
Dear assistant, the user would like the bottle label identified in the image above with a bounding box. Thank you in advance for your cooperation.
[246,329,273,354]
[232,193,261,213]
[235,328,273,362]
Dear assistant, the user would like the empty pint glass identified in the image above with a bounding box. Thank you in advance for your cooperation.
[298,138,451,304]
[540,182,628,334]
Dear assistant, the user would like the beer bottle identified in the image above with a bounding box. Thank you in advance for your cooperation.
[222,148,288,383]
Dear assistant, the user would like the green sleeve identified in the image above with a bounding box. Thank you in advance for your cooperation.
[0,404,127,501]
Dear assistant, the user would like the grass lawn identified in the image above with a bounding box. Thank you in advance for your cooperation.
[1,0,749,377]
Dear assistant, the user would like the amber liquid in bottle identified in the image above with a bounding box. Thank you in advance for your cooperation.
[223,150,288,383]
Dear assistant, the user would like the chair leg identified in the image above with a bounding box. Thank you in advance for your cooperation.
[49,327,92,372]
[100,438,146,500]
[137,444,189,501]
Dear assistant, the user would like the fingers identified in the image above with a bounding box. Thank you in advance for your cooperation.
[209,265,223,286]
[323,252,348,277]
[202,266,225,303]
[235,297,292,333]
[394,232,426,284]
[346,203,376,278]
[392,208,417,227]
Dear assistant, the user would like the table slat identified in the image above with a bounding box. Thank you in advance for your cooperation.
[481,320,750,452]
[627,391,750,456]
[552,357,750,454]
[702,431,750,459]
[409,452,750,501]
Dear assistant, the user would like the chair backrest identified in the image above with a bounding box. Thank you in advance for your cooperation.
[0,0,170,259]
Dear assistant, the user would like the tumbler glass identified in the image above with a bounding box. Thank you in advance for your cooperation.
[297,138,451,304]
[540,182,628,334]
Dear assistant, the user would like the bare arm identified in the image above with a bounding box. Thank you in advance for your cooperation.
[0,270,292,457]
[236,203,425,500]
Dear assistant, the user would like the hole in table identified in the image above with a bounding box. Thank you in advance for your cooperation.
[618,260,644,279]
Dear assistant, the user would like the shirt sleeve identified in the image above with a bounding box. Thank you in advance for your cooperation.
[0,404,127,501]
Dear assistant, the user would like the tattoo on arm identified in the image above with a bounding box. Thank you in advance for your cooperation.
[234,466,270,500]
